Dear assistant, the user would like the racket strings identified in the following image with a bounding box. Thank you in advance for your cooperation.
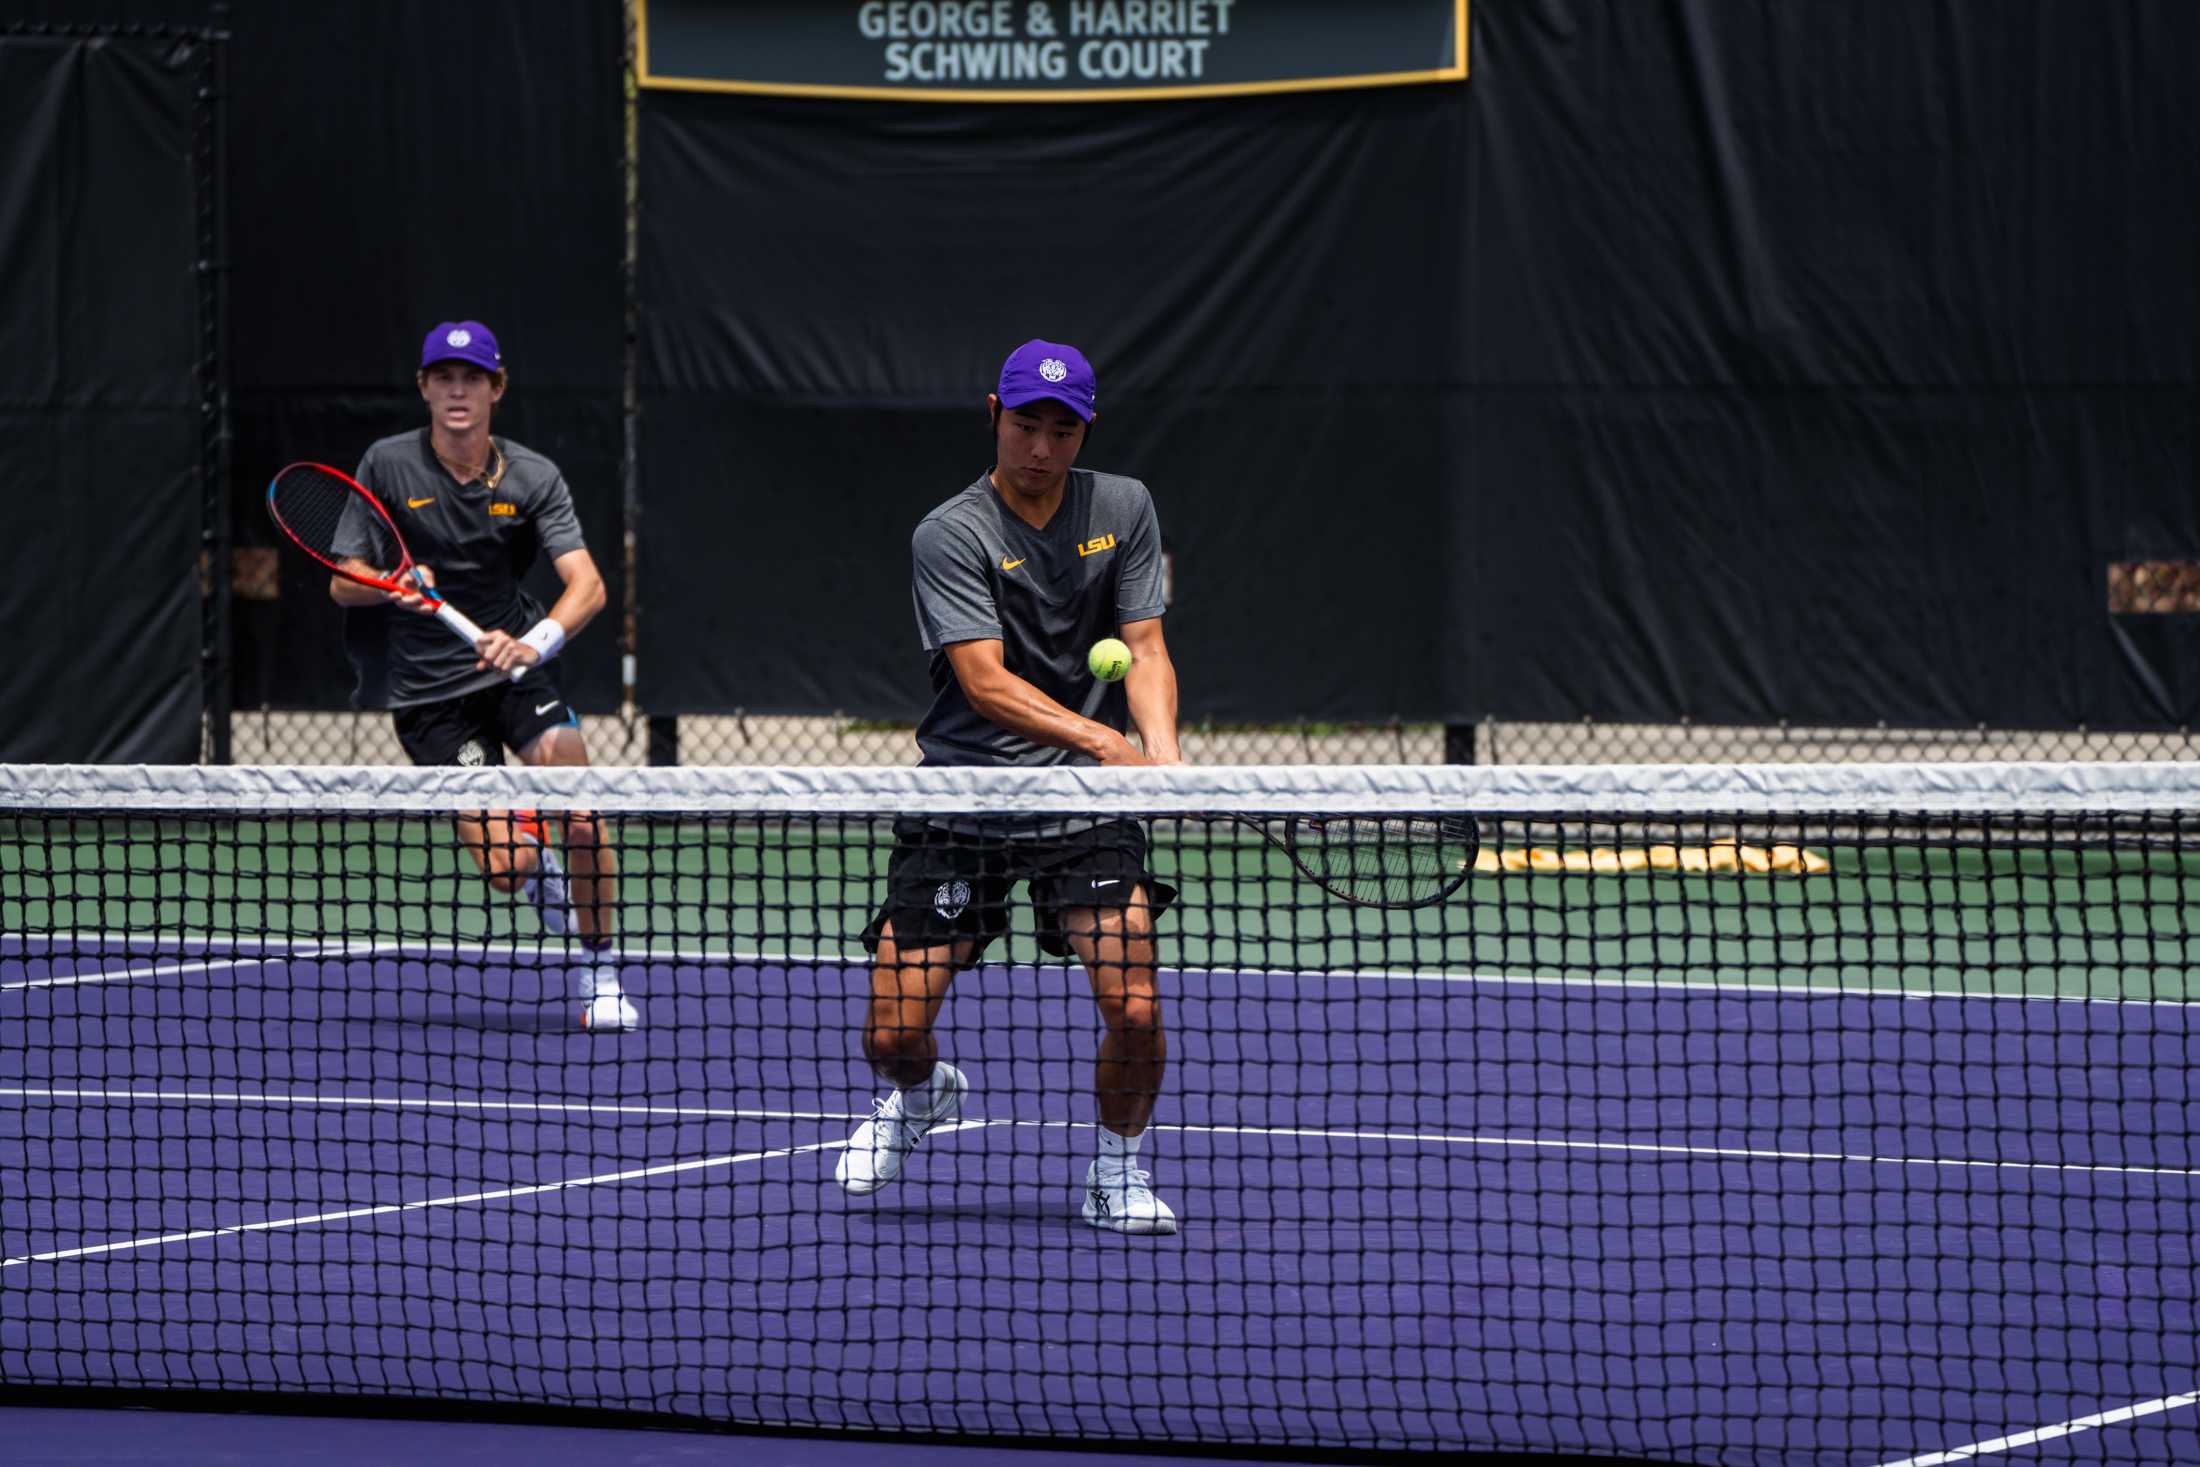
[271,465,398,567]
[1279,815,1477,907]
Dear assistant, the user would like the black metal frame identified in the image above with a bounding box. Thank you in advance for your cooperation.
[197,15,235,763]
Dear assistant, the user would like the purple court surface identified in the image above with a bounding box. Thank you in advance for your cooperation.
[4,933,2199,1464]
[0,1403,1346,1467]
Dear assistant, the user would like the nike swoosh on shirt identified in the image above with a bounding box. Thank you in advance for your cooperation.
[1090,878,1120,889]
[534,701,560,716]
[407,497,436,508]
[1000,557,1026,571]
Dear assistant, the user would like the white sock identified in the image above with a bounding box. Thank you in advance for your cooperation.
[901,1073,935,1114]
[1097,1129,1142,1169]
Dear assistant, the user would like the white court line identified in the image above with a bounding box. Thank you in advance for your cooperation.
[0,1087,862,1123]
[12,930,2198,1007]
[0,1128,896,1270]
[1142,1121,2200,1182]
[2,953,302,993]
[1874,1390,2200,1465]
[5,1056,2191,1458]
[9,1084,2193,1184]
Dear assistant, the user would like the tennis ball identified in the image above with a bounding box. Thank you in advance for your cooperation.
[1088,637,1132,682]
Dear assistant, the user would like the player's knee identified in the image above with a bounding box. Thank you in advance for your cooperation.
[479,845,526,889]
[1102,991,1164,1039]
[865,1021,929,1066]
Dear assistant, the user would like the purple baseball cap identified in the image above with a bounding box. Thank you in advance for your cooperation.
[997,339,1097,421]
[420,320,503,373]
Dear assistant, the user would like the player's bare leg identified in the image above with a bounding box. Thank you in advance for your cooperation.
[1065,895,1166,1137]
[455,811,534,893]
[839,926,976,1194]
[1065,891,1177,1234]
[522,723,616,943]
[517,722,634,1030]
[453,805,573,932]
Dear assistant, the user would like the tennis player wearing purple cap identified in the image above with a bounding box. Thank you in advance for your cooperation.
[328,320,638,1032]
[838,339,1184,1234]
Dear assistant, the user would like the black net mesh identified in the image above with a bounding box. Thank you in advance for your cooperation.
[3,762,2197,1464]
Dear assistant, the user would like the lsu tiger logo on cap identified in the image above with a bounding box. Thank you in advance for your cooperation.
[421,320,502,371]
[996,339,1096,422]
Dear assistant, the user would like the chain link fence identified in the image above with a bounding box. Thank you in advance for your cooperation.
[197,21,2200,778]
[217,708,2200,767]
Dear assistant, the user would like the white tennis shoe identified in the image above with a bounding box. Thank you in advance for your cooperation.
[577,962,640,1032]
[836,1063,969,1195]
[515,816,571,937]
[1082,1158,1179,1235]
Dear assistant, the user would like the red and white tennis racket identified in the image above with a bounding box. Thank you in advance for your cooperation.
[267,461,519,678]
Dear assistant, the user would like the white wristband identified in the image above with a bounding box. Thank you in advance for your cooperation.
[519,618,567,664]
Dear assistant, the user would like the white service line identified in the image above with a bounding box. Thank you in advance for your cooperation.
[1141,1120,2200,1182]
[2,953,299,993]
[0,1087,862,1123]
[14,929,2198,1007]
[1,1132,860,1270]
[6,1084,2195,1182]
[1873,1390,2200,1465]
[10,931,857,967]
[17,928,2200,1011]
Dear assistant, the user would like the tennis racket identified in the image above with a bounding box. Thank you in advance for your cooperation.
[1231,813,1478,910]
[267,461,519,679]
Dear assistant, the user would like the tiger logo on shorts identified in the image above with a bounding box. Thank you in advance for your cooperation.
[933,880,971,920]
[457,740,487,767]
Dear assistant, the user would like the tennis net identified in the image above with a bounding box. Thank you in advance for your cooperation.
[2,760,2197,1465]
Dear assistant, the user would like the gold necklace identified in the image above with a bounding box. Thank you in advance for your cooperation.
[434,440,504,487]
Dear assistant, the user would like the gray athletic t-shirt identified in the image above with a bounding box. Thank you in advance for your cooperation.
[337,429,587,709]
[911,468,1166,766]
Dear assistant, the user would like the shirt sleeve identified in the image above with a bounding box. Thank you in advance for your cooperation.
[911,517,1001,650]
[1115,485,1166,623]
[528,462,588,559]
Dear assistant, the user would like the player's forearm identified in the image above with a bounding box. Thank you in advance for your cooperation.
[1124,652,1181,762]
[542,572,606,637]
[963,670,1124,760]
[329,568,391,607]
[330,577,379,607]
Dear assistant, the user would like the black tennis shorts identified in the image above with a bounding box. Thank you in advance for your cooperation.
[391,668,580,767]
[862,818,1178,960]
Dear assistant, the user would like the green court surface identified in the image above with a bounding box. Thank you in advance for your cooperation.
[7,814,2197,1001]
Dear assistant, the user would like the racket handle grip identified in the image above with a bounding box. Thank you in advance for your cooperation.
[433,601,530,683]
[433,599,488,644]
